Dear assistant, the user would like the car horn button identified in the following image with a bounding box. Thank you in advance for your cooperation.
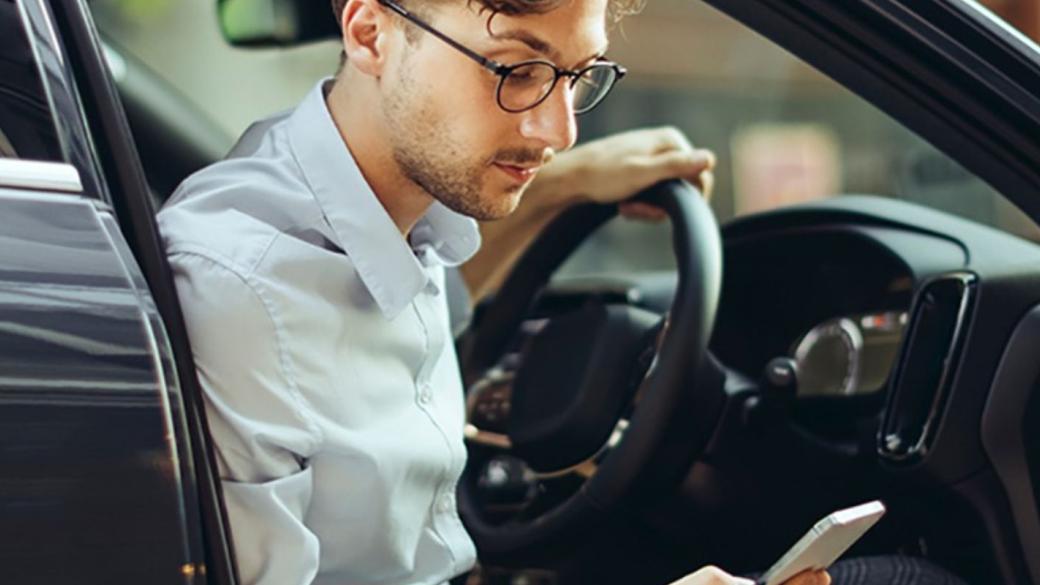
[507,303,660,473]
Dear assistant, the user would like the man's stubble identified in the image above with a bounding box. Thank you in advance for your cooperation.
[382,54,528,221]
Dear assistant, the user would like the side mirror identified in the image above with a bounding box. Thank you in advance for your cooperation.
[217,0,340,47]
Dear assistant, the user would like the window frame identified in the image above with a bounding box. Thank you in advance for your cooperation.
[10,0,109,199]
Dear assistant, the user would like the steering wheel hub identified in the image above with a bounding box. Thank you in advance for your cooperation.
[508,303,661,473]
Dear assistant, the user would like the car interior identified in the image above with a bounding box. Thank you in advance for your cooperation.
[83,0,1040,583]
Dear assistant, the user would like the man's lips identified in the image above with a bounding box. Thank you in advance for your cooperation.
[493,162,541,183]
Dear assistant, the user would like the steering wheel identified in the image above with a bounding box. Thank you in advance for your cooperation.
[457,180,728,564]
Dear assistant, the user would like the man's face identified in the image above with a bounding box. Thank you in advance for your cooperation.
[379,0,609,220]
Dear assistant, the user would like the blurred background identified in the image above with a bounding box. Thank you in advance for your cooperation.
[88,0,1040,273]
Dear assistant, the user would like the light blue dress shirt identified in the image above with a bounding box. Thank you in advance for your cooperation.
[158,80,481,585]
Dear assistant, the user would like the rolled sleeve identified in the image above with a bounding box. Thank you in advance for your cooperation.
[170,248,322,585]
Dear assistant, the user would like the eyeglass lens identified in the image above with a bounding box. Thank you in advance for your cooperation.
[498,62,618,113]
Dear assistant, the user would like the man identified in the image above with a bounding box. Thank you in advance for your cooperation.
[157,1,953,584]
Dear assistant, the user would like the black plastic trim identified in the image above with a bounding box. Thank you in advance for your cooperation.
[879,272,977,463]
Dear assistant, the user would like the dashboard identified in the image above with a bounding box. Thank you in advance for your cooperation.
[545,224,959,403]
[472,196,1040,585]
[478,196,1040,585]
[709,225,943,400]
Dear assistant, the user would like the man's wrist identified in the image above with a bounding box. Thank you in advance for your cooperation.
[527,153,588,212]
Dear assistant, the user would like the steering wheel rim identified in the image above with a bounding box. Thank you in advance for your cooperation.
[458,179,726,562]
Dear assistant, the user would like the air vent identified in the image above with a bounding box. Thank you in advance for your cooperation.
[879,272,976,463]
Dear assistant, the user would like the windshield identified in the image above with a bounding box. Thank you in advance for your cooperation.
[91,0,1040,274]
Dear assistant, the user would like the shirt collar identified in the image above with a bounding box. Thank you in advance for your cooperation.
[286,79,481,320]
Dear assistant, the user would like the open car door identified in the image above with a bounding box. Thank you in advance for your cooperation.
[0,1,236,583]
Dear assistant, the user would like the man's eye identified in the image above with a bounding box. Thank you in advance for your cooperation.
[506,71,538,85]
[503,63,553,88]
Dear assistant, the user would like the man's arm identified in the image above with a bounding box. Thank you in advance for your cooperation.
[170,249,322,585]
[460,126,716,301]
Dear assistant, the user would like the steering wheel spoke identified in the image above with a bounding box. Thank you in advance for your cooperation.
[531,418,630,480]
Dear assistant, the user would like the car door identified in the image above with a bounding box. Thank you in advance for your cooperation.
[0,1,230,582]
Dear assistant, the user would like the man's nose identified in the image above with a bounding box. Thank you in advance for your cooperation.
[518,80,579,152]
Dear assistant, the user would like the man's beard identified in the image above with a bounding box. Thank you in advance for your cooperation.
[382,69,544,221]
[391,121,510,221]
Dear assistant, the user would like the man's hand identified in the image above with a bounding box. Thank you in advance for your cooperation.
[669,566,831,585]
[547,126,716,221]
[460,126,715,300]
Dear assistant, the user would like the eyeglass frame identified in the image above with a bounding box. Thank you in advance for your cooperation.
[376,0,626,114]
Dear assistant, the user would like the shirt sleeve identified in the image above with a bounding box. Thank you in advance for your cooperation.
[170,249,322,585]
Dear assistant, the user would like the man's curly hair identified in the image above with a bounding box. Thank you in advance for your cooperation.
[330,0,643,74]
[331,0,645,29]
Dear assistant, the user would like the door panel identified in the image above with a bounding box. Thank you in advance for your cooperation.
[0,167,204,583]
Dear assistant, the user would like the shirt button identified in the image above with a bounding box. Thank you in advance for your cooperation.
[438,494,455,513]
[419,383,433,404]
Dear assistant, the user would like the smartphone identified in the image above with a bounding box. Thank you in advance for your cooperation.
[757,500,886,585]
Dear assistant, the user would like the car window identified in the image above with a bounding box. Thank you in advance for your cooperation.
[90,0,1040,275]
[557,0,1040,274]
[0,0,64,162]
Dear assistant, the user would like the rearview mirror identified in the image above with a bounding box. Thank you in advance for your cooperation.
[217,0,340,47]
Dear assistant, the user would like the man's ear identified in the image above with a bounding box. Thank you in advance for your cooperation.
[340,0,393,77]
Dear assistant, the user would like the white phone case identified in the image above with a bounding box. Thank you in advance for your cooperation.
[759,500,887,585]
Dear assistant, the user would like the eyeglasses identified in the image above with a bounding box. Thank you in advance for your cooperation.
[378,0,626,115]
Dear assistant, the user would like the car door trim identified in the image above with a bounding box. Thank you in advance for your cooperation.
[0,159,82,193]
